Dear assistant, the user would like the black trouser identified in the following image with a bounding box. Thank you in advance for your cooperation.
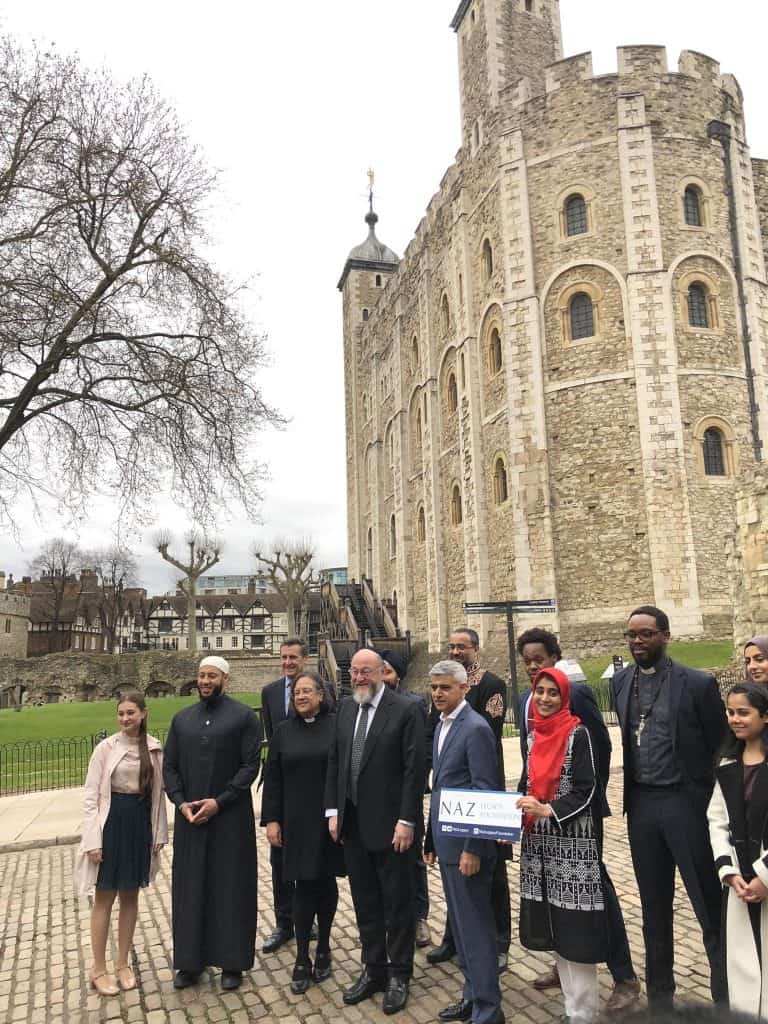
[593,814,636,984]
[627,784,725,1006]
[343,803,416,980]
[270,845,294,931]
[293,877,338,966]
[414,846,429,921]
[442,853,511,955]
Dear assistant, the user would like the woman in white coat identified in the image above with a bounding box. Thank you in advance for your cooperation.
[708,682,768,1019]
[75,691,167,996]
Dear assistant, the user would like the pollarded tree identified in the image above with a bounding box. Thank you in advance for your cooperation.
[0,38,279,528]
[254,539,318,641]
[156,531,221,653]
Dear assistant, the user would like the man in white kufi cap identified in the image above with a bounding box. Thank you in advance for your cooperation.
[163,655,262,991]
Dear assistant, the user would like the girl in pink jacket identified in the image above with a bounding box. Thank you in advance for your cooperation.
[75,691,168,996]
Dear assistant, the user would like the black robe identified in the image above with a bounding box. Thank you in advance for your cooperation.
[163,693,262,971]
[261,713,346,881]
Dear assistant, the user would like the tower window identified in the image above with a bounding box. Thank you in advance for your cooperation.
[493,457,509,505]
[390,515,397,557]
[702,427,726,476]
[417,505,426,543]
[570,293,595,340]
[447,372,458,412]
[411,336,419,374]
[375,274,382,287]
[362,308,369,321]
[565,194,588,236]
[450,484,463,526]
[415,409,422,446]
[525,0,534,11]
[441,294,451,335]
[687,284,710,328]
[482,239,494,280]
[489,327,503,375]
[684,186,703,227]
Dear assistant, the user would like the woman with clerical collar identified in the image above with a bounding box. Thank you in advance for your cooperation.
[261,670,345,995]
[163,656,262,992]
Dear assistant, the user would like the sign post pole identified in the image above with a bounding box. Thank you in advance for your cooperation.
[506,605,520,728]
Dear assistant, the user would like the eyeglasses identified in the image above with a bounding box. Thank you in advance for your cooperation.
[351,668,376,678]
[623,629,662,641]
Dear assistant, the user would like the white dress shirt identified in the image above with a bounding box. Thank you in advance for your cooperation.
[437,699,468,757]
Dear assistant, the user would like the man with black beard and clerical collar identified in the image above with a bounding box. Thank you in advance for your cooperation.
[610,606,727,1011]
[163,656,262,992]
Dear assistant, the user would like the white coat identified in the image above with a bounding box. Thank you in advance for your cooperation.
[74,732,168,897]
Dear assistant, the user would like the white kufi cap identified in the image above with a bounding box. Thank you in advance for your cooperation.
[199,655,230,675]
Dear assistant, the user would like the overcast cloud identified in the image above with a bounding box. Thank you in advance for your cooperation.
[0,0,764,596]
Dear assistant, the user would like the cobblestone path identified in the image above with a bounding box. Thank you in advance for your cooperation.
[0,777,713,1023]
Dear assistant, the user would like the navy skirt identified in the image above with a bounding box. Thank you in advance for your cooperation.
[96,792,152,891]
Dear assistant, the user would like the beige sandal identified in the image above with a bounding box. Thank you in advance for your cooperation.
[89,969,119,996]
[116,964,136,991]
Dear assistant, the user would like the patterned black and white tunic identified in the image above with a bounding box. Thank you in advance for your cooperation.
[519,724,608,963]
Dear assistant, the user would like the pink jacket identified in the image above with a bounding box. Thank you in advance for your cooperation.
[74,732,168,897]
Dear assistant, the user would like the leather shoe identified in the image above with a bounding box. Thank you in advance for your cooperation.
[426,940,456,964]
[221,971,242,990]
[604,977,642,1013]
[382,977,409,1015]
[416,918,432,948]
[533,963,561,990]
[313,951,332,983]
[262,927,293,953]
[290,962,312,995]
[343,969,387,1005]
[438,999,474,1022]
[173,970,200,989]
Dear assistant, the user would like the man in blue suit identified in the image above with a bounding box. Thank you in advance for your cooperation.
[516,627,640,1012]
[425,660,504,1024]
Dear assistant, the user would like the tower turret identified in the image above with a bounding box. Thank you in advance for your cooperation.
[451,0,562,148]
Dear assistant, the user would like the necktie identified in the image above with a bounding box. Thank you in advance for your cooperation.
[349,703,371,804]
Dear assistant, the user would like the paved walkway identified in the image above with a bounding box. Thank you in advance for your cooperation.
[0,731,715,1023]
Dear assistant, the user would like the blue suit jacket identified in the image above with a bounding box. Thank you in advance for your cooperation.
[427,703,501,864]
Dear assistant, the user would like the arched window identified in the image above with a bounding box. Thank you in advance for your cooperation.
[388,430,395,465]
[482,239,494,280]
[687,283,710,328]
[460,352,466,387]
[450,484,463,526]
[493,457,509,505]
[447,372,458,412]
[570,292,595,340]
[411,336,419,374]
[415,408,423,446]
[525,0,534,10]
[472,120,481,151]
[702,427,726,477]
[417,505,426,543]
[488,327,503,375]
[684,186,703,227]
[366,528,373,578]
[389,515,397,557]
[375,274,383,287]
[565,194,588,236]
[441,294,451,335]
[362,308,369,321]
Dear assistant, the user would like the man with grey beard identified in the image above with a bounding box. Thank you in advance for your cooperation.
[325,649,425,1015]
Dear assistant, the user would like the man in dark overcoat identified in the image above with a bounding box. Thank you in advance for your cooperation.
[610,605,727,1009]
[325,648,425,1015]
[163,655,262,991]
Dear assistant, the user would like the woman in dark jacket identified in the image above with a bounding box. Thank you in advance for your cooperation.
[261,670,345,994]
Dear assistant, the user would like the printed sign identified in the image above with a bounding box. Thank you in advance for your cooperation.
[438,788,523,842]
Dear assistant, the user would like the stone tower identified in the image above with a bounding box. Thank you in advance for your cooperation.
[340,4,768,658]
[338,197,399,590]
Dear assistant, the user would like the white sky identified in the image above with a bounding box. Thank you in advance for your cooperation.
[0,0,765,595]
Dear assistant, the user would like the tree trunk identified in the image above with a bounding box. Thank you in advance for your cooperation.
[187,584,197,653]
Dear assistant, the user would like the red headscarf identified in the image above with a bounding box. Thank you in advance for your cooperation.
[527,668,581,805]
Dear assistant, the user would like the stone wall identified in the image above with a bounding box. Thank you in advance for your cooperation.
[0,652,314,705]
[0,591,30,659]
[731,469,768,647]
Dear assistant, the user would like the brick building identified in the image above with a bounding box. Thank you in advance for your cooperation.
[340,0,768,654]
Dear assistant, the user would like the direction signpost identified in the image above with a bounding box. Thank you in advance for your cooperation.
[463,599,557,727]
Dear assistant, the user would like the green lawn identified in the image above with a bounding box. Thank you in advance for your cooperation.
[0,692,262,744]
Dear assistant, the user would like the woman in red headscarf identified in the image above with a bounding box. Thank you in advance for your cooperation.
[516,668,608,1023]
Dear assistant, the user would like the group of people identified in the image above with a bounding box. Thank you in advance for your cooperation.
[73,617,768,1023]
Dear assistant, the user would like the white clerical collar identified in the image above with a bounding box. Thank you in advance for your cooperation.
[441,699,467,724]
[639,666,656,675]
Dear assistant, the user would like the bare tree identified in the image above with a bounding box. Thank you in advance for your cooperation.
[254,539,317,641]
[28,537,85,653]
[156,531,220,654]
[0,39,281,530]
[88,545,138,654]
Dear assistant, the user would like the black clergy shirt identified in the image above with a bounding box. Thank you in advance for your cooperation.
[627,660,682,787]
